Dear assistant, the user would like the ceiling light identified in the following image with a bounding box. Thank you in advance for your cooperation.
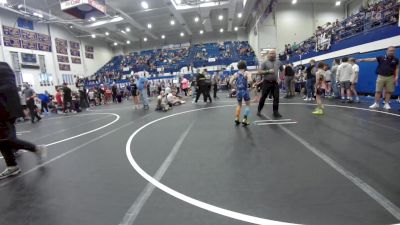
[237,13,242,18]
[234,26,238,31]
[111,16,124,22]
[335,1,341,6]
[199,30,204,34]
[105,32,109,36]
[91,34,96,38]
[141,1,149,9]
[114,42,118,46]
[69,25,73,29]
[180,32,184,37]
[161,34,165,39]
[170,20,175,25]
[126,40,131,44]
[147,23,152,29]
[17,4,23,9]
[143,37,148,42]
[292,0,297,4]
[218,15,223,20]
[176,0,182,4]
[89,17,123,27]
[33,12,43,18]
[219,28,224,33]
[194,16,199,22]
[126,27,130,32]
[90,16,96,21]
[121,30,126,34]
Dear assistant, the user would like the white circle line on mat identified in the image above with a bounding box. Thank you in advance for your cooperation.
[125,103,399,225]
[0,113,120,159]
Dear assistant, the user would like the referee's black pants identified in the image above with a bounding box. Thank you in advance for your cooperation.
[258,81,280,113]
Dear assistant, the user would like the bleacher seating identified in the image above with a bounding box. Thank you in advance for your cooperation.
[93,41,257,81]
[279,0,399,62]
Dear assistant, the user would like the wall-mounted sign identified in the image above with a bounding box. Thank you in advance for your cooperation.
[21,30,37,41]
[17,17,34,30]
[71,57,82,64]
[57,55,70,63]
[70,49,81,57]
[85,45,94,52]
[21,40,38,50]
[59,64,71,71]
[3,37,21,48]
[85,52,94,59]
[70,41,80,49]
[3,26,21,38]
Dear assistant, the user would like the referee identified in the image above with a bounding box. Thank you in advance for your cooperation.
[257,49,284,118]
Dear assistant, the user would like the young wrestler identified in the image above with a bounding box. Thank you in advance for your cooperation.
[230,61,253,126]
[312,62,327,115]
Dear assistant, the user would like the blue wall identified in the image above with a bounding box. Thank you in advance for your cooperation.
[320,48,400,96]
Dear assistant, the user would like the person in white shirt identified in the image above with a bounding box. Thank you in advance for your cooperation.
[167,91,186,106]
[349,58,360,103]
[323,64,332,97]
[156,91,170,111]
[337,57,353,103]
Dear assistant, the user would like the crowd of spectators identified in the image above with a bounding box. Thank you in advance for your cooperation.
[279,0,399,61]
[94,41,257,84]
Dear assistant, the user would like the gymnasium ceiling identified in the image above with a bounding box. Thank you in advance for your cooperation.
[1,0,257,45]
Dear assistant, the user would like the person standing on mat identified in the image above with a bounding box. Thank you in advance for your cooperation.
[312,62,327,115]
[230,61,253,126]
[62,83,73,113]
[204,69,212,103]
[304,59,316,102]
[195,70,207,103]
[257,49,284,118]
[349,58,360,103]
[0,62,47,179]
[284,63,295,98]
[357,46,399,110]
[137,73,149,110]
[212,70,220,99]
[22,83,41,123]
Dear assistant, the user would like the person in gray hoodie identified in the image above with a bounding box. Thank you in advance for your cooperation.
[337,57,353,103]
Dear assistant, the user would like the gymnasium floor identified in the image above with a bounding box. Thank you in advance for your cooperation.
[0,97,399,225]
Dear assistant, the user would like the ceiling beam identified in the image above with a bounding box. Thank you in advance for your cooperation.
[106,3,159,40]
[227,0,237,32]
[200,10,213,32]
[166,1,192,35]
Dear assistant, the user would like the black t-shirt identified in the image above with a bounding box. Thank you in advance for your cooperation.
[376,56,399,76]
[131,83,138,94]
[63,87,72,99]
[306,65,315,79]
[196,73,206,86]
[285,66,295,77]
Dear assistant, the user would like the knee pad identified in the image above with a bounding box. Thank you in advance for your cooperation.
[244,107,250,117]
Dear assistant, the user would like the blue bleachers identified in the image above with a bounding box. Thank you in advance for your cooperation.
[93,41,257,79]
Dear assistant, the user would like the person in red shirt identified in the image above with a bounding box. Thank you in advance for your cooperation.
[55,88,63,112]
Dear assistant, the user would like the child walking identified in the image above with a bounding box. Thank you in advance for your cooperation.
[230,61,253,126]
[312,62,327,115]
